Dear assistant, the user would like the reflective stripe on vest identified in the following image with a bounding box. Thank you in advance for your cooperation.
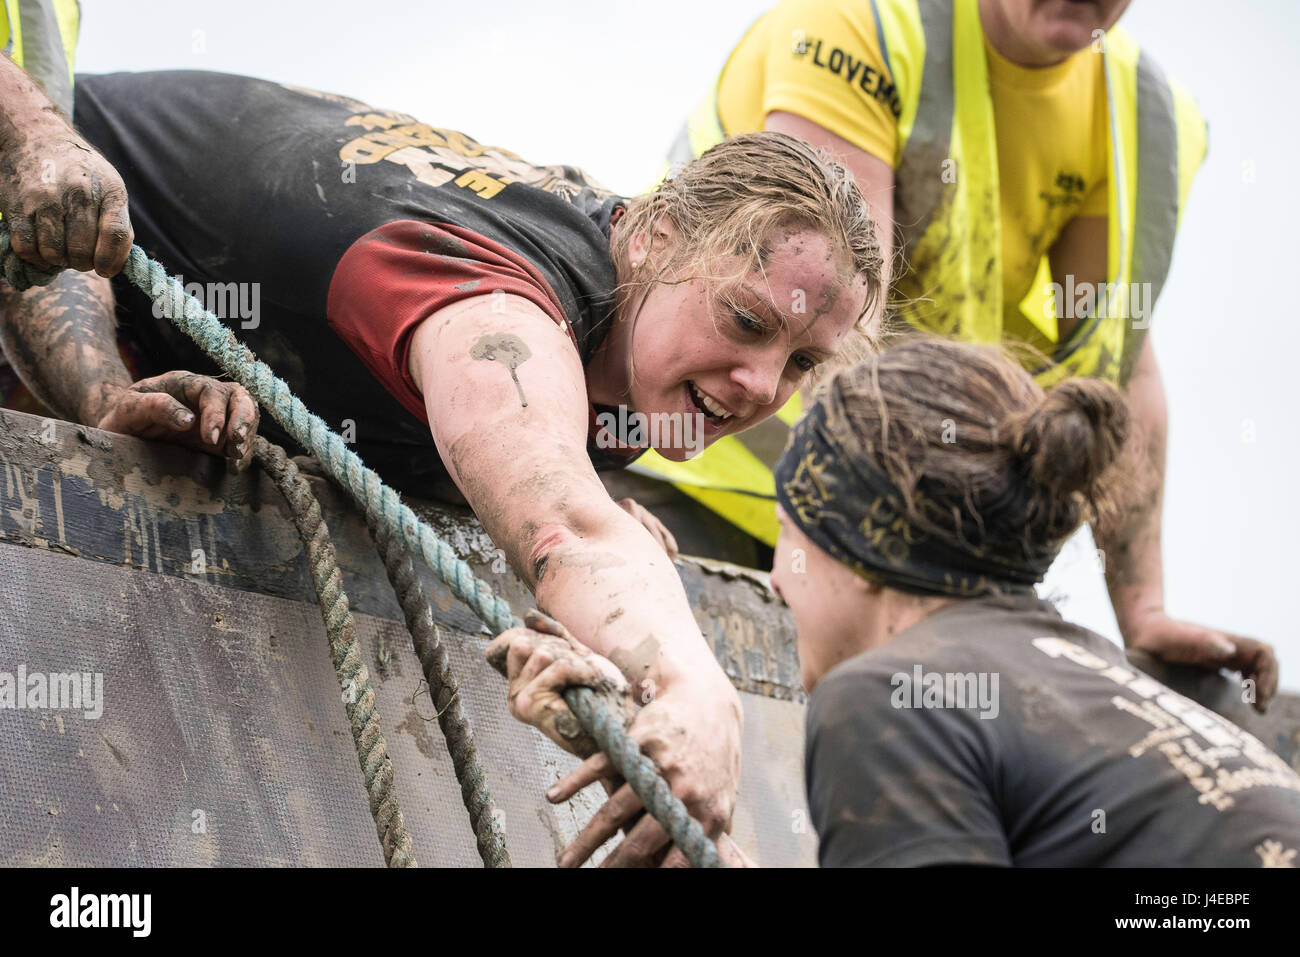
[1123,48,1179,381]
[890,0,1191,387]
[893,0,954,265]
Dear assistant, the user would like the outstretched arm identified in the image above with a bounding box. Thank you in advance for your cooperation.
[0,270,259,467]
[1048,216,1278,710]
[409,293,743,862]
[1097,337,1277,710]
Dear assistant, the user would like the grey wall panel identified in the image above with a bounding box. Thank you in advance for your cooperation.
[0,544,816,866]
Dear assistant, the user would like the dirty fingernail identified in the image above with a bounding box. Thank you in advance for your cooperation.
[209,427,220,444]
[234,424,248,442]
[176,410,194,426]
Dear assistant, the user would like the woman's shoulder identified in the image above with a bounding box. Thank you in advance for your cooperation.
[826,592,1098,667]
[809,592,1126,721]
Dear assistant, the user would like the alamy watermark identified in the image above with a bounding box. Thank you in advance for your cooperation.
[1044,276,1153,330]
[0,665,103,719]
[890,665,1000,719]
[50,887,150,937]
[152,275,261,329]
[594,407,706,458]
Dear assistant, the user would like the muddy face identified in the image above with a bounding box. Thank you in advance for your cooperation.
[602,229,868,462]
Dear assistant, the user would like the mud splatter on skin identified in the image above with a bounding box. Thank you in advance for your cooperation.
[470,333,532,407]
[609,634,661,683]
[555,550,627,577]
[0,270,129,424]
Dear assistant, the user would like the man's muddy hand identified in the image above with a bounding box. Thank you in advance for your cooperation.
[95,370,260,470]
[0,128,134,277]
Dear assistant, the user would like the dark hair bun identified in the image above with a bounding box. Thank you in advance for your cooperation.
[1009,378,1131,498]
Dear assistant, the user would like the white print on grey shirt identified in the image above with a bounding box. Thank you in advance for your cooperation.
[1031,636,1300,810]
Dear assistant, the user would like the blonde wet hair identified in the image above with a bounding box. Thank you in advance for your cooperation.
[609,132,886,377]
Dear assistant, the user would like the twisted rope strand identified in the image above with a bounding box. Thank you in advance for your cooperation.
[254,439,415,867]
[364,495,511,867]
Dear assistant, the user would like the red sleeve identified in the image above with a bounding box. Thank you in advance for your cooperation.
[326,220,579,423]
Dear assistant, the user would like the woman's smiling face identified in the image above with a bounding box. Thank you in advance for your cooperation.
[602,224,870,460]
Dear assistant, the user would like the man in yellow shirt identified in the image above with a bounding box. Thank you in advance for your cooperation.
[639,0,1277,703]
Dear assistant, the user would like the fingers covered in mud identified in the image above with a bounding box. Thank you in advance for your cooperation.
[489,611,740,867]
[1228,634,1279,712]
[622,686,739,843]
[546,693,738,867]
[598,812,670,867]
[96,370,260,468]
[0,130,135,276]
[547,751,615,805]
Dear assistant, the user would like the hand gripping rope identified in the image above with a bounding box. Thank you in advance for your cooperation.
[0,229,723,869]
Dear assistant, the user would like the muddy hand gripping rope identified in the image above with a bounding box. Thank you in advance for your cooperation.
[0,229,724,869]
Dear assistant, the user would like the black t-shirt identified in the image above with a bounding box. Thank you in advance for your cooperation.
[72,70,635,493]
[805,594,1300,867]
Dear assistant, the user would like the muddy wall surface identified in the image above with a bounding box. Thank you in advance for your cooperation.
[1,408,1295,866]
[0,409,813,866]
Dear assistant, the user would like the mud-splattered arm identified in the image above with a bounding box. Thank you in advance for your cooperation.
[409,292,743,863]
[0,269,261,466]
[0,54,134,275]
[0,268,129,422]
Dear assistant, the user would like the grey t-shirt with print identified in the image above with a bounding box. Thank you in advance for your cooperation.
[804,594,1300,867]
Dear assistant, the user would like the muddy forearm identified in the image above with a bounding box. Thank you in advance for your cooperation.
[0,53,67,151]
[1098,337,1168,637]
[0,270,128,423]
[531,505,732,696]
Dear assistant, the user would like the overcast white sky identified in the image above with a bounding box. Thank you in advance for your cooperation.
[76,1,1300,689]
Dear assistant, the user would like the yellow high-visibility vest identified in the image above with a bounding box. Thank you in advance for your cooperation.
[634,0,1207,547]
[2,0,81,116]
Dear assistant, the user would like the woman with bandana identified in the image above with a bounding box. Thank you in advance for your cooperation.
[493,337,1296,867]
[634,0,1280,705]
